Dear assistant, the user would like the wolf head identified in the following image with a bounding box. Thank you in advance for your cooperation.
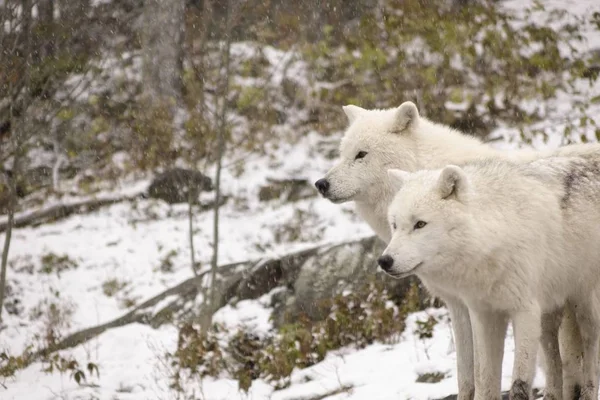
[378,166,473,279]
[314,102,422,204]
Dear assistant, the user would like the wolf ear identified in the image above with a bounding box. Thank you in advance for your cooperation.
[393,101,419,133]
[388,169,410,192]
[437,165,469,201]
[342,105,365,124]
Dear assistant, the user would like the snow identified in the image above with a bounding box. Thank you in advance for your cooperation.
[2,324,178,400]
[2,0,600,399]
[1,309,541,400]
[213,289,280,339]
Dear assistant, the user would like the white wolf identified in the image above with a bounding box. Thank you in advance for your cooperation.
[379,158,600,400]
[314,102,600,399]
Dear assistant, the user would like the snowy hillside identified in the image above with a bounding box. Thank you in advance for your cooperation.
[2,0,600,399]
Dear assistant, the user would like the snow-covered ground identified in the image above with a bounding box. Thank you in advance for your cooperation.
[0,302,543,400]
[2,0,600,399]
[1,129,370,353]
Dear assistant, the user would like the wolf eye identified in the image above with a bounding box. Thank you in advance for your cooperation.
[413,221,427,230]
[391,222,397,230]
[355,151,368,160]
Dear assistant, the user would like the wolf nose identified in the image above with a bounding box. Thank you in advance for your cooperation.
[378,255,394,272]
[314,179,330,195]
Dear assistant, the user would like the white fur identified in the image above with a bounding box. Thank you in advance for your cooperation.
[317,102,600,399]
[320,102,539,242]
[382,159,600,400]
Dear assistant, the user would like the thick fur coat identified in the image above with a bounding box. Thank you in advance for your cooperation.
[315,102,600,400]
[382,159,600,400]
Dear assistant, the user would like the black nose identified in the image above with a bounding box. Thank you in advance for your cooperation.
[378,255,394,272]
[315,179,330,195]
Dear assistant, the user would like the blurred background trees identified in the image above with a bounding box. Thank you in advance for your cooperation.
[1,0,596,204]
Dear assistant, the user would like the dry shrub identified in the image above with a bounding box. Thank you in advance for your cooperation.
[169,280,414,392]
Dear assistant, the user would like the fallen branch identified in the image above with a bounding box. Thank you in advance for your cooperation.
[0,194,228,232]
[28,238,342,361]
[32,260,246,359]
[0,195,137,232]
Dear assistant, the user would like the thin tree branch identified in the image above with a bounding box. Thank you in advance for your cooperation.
[0,168,17,324]
[0,0,33,323]
[205,0,233,332]
[188,187,198,276]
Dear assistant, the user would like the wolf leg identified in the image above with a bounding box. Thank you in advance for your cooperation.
[510,304,542,400]
[470,308,507,400]
[446,297,476,400]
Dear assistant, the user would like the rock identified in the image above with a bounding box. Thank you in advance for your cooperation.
[258,177,316,202]
[270,236,429,326]
[147,168,213,204]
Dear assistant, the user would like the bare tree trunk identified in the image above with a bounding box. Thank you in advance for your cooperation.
[141,0,186,101]
[22,0,32,54]
[191,0,213,115]
[200,0,233,333]
[188,186,198,276]
[0,0,29,316]
[38,0,55,60]
[1,0,33,324]
[185,1,214,281]
[210,0,232,312]
[0,165,17,323]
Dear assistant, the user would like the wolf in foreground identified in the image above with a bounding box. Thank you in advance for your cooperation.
[380,158,600,399]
